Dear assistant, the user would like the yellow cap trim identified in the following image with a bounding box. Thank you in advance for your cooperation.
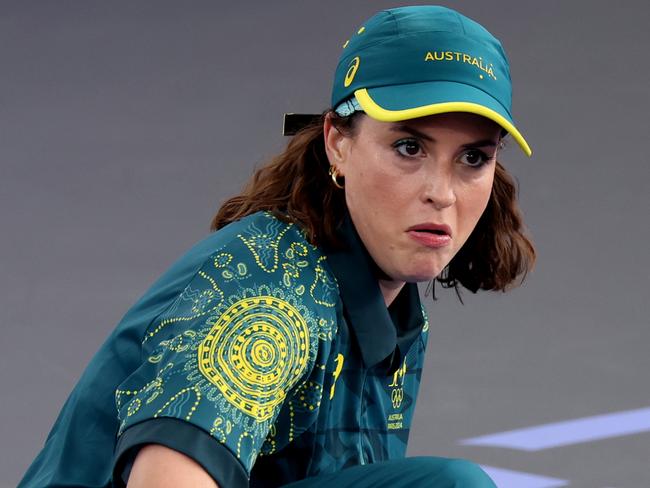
[355,88,532,157]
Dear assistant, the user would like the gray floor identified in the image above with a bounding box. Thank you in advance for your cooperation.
[2,1,649,487]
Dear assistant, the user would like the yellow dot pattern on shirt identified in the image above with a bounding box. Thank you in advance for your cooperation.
[310,256,337,307]
[126,398,142,417]
[210,416,232,443]
[237,431,253,459]
[153,385,202,421]
[298,380,323,411]
[198,296,310,422]
[116,385,148,410]
[143,271,223,344]
[289,401,295,442]
[238,224,291,274]
[213,252,233,268]
[260,437,276,457]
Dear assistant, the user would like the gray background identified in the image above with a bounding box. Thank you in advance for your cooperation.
[1,1,649,487]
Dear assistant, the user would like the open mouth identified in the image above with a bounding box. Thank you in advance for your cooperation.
[407,223,452,247]
[408,224,452,237]
[415,229,448,236]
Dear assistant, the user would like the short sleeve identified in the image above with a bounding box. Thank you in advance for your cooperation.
[112,215,337,487]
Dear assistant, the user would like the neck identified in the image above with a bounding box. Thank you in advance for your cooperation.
[378,279,406,307]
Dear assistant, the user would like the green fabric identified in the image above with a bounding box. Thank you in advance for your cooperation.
[18,211,429,488]
[281,457,497,488]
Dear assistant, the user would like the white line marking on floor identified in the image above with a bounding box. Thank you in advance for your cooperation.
[461,406,650,451]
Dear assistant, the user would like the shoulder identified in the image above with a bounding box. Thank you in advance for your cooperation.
[155,211,329,302]
[194,211,335,294]
[190,211,318,270]
[143,211,340,346]
[217,211,319,274]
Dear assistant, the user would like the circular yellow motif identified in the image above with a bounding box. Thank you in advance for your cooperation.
[251,339,275,367]
[344,56,361,87]
[198,296,310,422]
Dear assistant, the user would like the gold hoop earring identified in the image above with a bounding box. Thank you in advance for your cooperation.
[329,166,345,189]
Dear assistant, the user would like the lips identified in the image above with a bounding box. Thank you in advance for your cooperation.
[407,223,452,248]
[407,223,452,237]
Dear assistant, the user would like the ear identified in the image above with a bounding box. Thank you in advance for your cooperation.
[323,113,352,176]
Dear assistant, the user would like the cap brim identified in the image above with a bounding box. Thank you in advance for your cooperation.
[355,82,532,157]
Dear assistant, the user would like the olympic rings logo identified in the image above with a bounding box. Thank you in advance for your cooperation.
[391,387,404,409]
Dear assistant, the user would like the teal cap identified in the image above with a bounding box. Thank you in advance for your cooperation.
[332,6,531,156]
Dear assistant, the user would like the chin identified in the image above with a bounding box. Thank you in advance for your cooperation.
[396,264,444,283]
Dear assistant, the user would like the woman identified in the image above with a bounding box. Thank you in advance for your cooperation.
[19,5,534,488]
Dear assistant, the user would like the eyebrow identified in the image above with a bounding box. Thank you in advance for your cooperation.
[461,139,499,148]
[390,125,499,148]
[390,125,435,142]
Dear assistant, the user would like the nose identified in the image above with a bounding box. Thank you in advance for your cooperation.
[422,161,456,210]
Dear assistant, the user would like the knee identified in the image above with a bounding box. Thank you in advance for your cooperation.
[415,457,496,488]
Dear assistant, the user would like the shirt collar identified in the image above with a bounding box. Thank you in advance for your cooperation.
[323,211,425,369]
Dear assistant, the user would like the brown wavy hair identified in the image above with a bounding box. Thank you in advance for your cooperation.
[211,110,535,293]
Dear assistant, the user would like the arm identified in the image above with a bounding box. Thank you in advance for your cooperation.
[127,444,219,488]
[115,214,332,487]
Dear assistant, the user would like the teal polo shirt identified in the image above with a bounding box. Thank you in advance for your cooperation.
[18,210,429,488]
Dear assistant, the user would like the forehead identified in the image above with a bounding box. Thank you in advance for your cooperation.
[358,112,502,140]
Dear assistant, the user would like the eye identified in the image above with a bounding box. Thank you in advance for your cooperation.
[458,148,493,168]
[393,138,423,157]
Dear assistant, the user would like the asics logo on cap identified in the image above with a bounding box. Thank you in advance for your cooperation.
[344,57,360,87]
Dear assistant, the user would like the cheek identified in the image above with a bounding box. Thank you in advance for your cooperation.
[458,173,495,236]
[344,146,418,215]
[344,152,398,215]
